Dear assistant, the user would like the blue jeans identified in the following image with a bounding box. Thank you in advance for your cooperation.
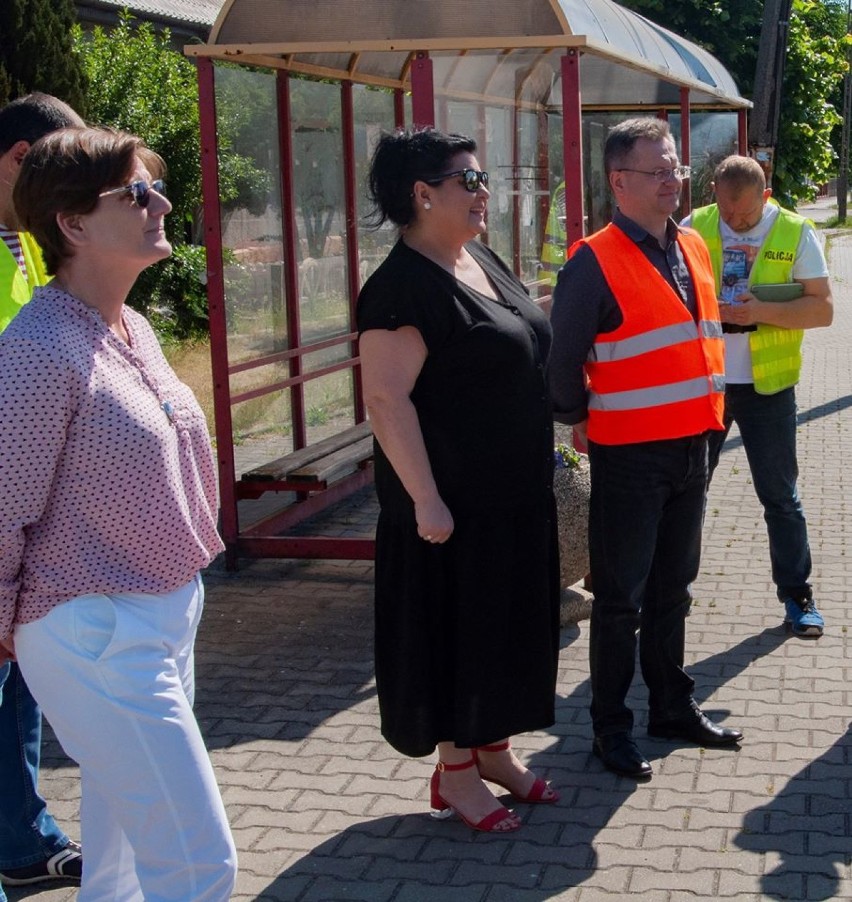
[588,434,707,737]
[708,384,812,601]
[0,662,69,879]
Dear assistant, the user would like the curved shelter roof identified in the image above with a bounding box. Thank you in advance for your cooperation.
[187,0,748,110]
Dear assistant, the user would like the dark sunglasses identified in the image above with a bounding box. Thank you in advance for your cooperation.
[99,179,166,209]
[424,169,489,192]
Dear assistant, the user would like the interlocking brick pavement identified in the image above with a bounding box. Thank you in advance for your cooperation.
[9,200,852,901]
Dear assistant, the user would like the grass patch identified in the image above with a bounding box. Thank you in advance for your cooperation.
[163,336,355,447]
[163,340,215,431]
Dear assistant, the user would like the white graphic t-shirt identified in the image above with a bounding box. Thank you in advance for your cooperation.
[683,205,828,383]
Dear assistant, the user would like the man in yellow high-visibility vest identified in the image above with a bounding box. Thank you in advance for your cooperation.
[540,180,566,287]
[0,93,85,893]
[684,155,832,638]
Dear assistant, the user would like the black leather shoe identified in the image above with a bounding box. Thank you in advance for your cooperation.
[648,710,743,746]
[593,733,653,778]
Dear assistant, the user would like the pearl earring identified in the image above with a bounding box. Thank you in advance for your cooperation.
[423,201,431,210]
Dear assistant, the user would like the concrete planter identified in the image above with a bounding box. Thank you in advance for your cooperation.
[553,425,592,624]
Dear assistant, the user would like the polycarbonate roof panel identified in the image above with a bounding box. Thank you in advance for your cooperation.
[550,54,688,107]
[204,0,746,107]
[213,0,563,43]
[433,50,562,106]
[556,0,741,97]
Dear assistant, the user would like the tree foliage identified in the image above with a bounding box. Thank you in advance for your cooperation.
[0,0,87,111]
[619,0,763,94]
[774,0,847,205]
[619,0,848,204]
[72,14,269,339]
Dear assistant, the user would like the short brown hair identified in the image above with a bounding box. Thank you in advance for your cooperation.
[13,127,165,274]
[712,155,766,194]
[604,117,673,175]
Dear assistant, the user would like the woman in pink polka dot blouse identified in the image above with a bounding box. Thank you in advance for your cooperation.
[0,127,236,902]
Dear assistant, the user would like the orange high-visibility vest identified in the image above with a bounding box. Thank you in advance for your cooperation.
[572,223,725,445]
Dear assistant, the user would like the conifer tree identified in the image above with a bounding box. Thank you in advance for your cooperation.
[0,0,87,112]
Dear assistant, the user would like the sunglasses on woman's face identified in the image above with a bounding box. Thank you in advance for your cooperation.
[425,169,489,192]
[99,179,166,209]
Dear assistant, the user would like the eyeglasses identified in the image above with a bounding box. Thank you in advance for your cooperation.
[424,169,489,192]
[99,179,166,209]
[616,165,691,182]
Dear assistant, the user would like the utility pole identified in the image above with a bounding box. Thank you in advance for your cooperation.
[837,0,851,221]
[748,0,794,187]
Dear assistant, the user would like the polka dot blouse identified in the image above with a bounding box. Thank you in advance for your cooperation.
[0,286,224,638]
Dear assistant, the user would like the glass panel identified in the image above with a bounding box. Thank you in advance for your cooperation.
[228,353,294,477]
[291,78,350,353]
[442,100,511,263]
[480,105,514,268]
[354,85,398,286]
[304,368,356,445]
[582,112,625,235]
[669,112,740,208]
[515,109,546,286]
[429,50,561,294]
[214,63,290,462]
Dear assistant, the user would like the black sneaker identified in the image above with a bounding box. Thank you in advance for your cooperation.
[0,840,82,886]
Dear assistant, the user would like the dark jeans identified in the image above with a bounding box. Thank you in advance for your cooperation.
[0,663,68,873]
[588,434,708,737]
[707,384,811,601]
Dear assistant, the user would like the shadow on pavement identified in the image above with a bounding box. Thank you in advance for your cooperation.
[194,558,378,750]
[239,610,799,900]
[733,722,852,901]
[720,392,852,457]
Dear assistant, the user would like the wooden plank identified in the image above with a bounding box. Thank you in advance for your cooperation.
[289,436,374,484]
[242,421,372,481]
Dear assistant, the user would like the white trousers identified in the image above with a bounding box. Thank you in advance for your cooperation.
[15,576,237,902]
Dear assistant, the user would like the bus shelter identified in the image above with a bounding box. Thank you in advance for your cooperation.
[186,0,750,567]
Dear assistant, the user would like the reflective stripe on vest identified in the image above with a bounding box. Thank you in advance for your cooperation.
[690,203,806,394]
[591,319,723,363]
[572,224,725,445]
[589,373,727,411]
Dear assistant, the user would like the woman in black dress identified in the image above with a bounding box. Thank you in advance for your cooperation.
[357,129,561,833]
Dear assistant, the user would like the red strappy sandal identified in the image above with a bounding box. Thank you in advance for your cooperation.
[430,757,521,833]
[473,741,560,804]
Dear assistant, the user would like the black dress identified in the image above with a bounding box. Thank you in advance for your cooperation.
[356,238,560,758]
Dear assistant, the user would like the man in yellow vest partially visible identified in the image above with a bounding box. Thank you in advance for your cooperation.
[0,93,86,894]
[684,155,832,638]
[550,117,742,782]
[0,226,47,331]
[539,180,566,287]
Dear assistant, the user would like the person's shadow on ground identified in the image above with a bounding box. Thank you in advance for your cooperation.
[249,621,797,900]
[24,565,805,901]
[733,722,852,901]
[253,625,609,901]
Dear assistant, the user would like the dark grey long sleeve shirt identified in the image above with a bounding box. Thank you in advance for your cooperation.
[548,210,698,425]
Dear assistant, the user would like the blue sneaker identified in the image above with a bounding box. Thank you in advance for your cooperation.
[783,597,824,637]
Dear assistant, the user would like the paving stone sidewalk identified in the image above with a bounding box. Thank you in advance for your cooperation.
[9,208,852,901]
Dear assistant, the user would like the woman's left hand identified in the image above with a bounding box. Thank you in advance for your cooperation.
[416,495,455,544]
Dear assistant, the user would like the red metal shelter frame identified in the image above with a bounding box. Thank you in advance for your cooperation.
[195,48,749,568]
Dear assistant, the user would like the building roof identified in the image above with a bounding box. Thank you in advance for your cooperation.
[77,0,223,31]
